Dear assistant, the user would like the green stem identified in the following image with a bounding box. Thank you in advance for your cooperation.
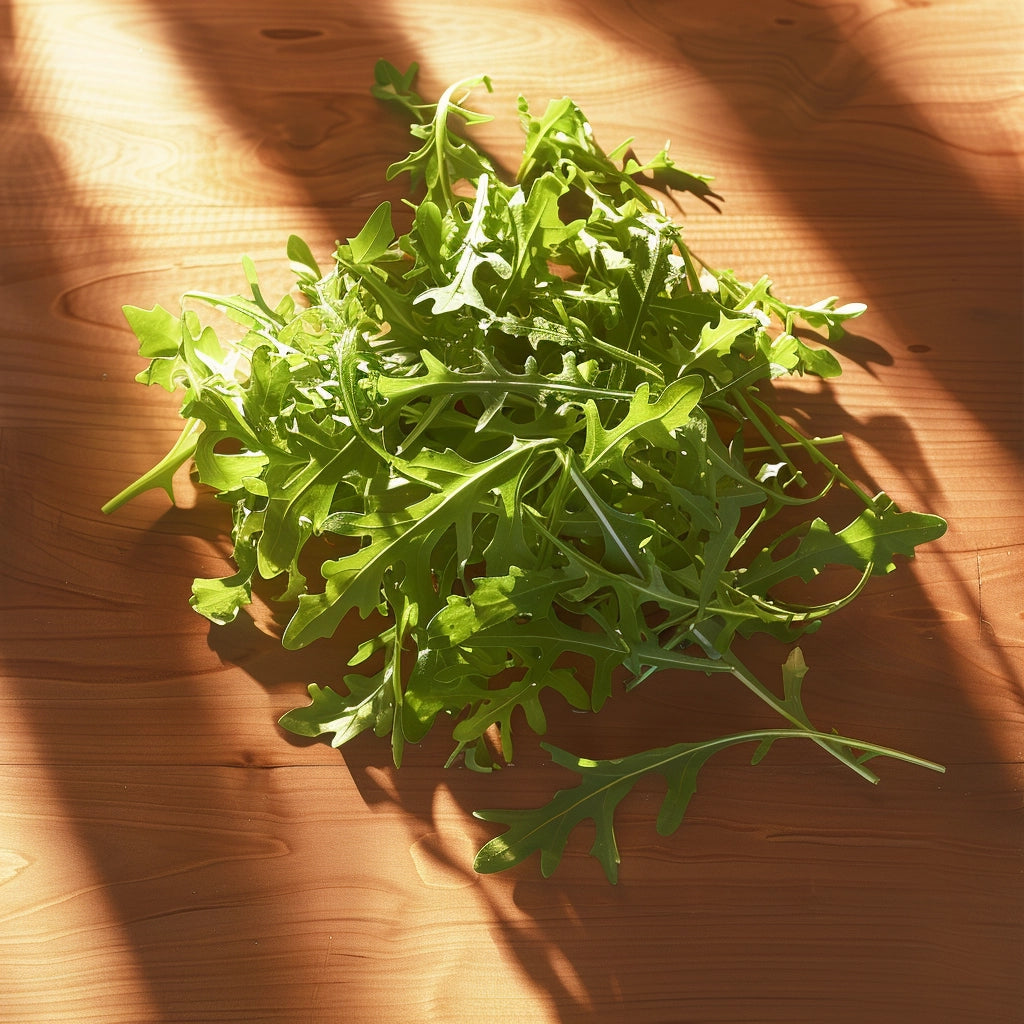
[733,389,806,487]
[743,434,844,453]
[561,451,644,577]
[748,393,876,507]
[722,650,879,782]
[535,452,574,568]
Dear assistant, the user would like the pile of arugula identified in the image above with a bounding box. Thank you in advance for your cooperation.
[105,62,946,882]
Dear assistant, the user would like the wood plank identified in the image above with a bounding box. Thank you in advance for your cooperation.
[1,0,1021,1022]
[0,761,1020,1023]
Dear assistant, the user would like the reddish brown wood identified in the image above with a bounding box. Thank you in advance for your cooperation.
[1,2,1021,1022]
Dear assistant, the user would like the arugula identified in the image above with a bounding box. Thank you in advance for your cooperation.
[105,61,946,881]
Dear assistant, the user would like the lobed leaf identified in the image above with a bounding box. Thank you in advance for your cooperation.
[474,718,943,882]
[740,493,948,595]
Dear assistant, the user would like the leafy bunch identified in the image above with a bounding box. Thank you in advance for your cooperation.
[105,62,946,881]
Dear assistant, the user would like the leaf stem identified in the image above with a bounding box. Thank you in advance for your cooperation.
[561,451,644,577]
[722,650,879,782]
[747,393,876,507]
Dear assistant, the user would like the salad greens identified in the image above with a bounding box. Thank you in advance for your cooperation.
[105,61,946,881]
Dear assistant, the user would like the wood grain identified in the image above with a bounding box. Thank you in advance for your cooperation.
[1,1,1021,1022]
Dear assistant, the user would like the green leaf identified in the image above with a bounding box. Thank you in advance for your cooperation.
[425,565,629,712]
[581,375,703,475]
[740,493,948,595]
[123,303,188,392]
[685,312,759,379]
[837,494,947,571]
[345,201,395,265]
[192,430,268,494]
[370,347,621,419]
[286,233,321,283]
[101,420,202,512]
[475,721,943,881]
[451,664,590,762]
[763,331,843,378]
[380,69,496,203]
[370,59,425,121]
[427,566,579,646]
[622,145,722,206]
[473,737,735,882]
[282,440,552,648]
[255,434,361,584]
[124,303,180,358]
[414,175,511,314]
[278,676,394,747]
[190,525,258,625]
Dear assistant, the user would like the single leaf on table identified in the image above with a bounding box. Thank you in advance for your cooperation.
[473,736,746,883]
[474,715,944,882]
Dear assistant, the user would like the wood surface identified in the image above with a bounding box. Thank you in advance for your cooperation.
[1,1,1021,1021]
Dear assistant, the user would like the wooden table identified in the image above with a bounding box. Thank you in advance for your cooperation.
[2,2,1021,1021]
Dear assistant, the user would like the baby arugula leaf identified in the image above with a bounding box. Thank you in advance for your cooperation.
[105,61,947,881]
[278,674,395,749]
[738,493,949,597]
[474,719,945,883]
